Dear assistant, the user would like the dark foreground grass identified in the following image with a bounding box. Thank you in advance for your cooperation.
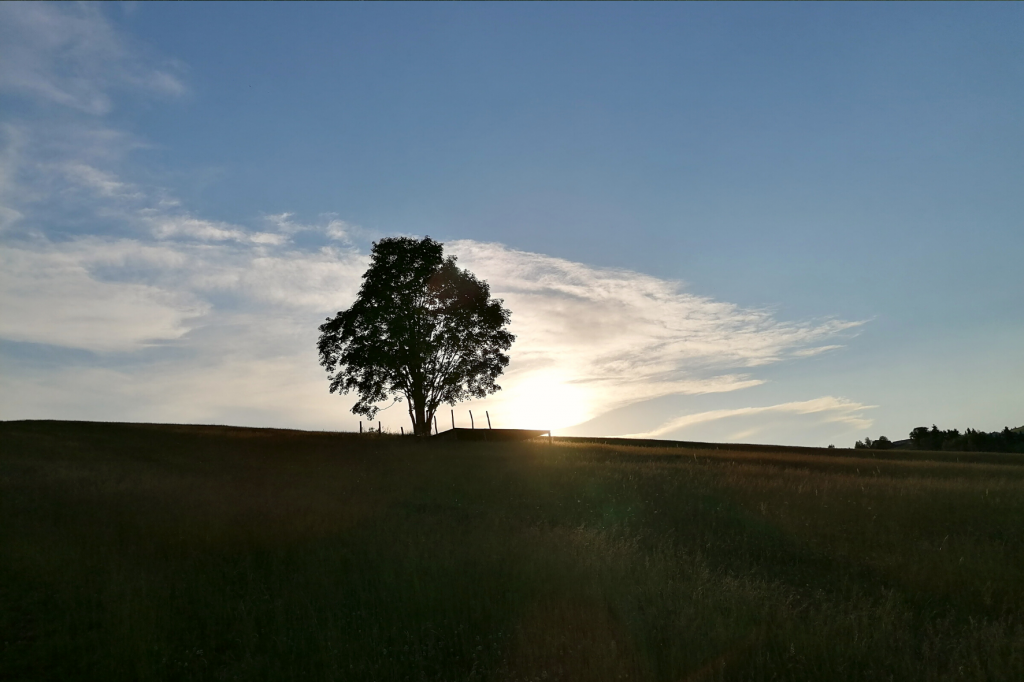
[2,421,1022,681]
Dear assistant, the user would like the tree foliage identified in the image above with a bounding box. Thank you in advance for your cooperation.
[854,435,892,450]
[855,425,1024,453]
[317,237,514,436]
[907,424,1024,453]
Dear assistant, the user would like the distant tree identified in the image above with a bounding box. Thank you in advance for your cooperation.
[910,426,931,449]
[855,435,893,450]
[317,237,515,436]
[861,424,1024,452]
[906,424,1024,453]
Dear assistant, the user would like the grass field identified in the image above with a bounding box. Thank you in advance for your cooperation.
[2,420,1023,681]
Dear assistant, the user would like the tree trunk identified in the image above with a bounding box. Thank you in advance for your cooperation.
[413,394,428,436]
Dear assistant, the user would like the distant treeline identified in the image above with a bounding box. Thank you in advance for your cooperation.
[856,425,1024,453]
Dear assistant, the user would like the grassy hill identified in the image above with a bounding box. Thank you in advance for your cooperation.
[2,420,1023,681]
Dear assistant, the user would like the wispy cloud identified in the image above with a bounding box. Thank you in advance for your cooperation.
[791,345,844,358]
[1,235,368,352]
[0,240,208,352]
[62,162,142,199]
[0,2,184,115]
[624,396,875,440]
[450,241,864,426]
[263,213,368,243]
[148,215,287,245]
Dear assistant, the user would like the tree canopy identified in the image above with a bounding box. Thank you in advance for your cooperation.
[317,237,514,436]
[856,425,1024,453]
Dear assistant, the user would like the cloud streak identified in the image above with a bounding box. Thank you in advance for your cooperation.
[0,2,183,115]
[624,396,875,440]
[0,241,207,352]
[450,241,863,426]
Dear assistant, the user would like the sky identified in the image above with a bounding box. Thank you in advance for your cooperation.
[1,2,1021,446]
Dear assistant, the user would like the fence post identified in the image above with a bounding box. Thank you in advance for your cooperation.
[378,421,381,433]
[434,415,438,434]
[486,411,492,429]
[470,411,474,429]
[451,410,455,430]
[359,421,362,434]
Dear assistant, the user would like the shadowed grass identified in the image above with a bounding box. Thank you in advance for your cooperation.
[2,420,1022,681]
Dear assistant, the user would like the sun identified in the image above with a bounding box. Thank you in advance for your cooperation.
[493,371,594,432]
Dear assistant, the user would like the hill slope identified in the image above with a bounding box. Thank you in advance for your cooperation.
[2,420,1023,681]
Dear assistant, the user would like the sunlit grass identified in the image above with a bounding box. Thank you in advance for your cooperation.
[2,421,1022,681]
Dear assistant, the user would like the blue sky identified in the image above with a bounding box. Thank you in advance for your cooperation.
[1,2,1021,445]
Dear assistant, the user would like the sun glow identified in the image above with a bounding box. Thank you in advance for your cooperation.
[488,372,595,432]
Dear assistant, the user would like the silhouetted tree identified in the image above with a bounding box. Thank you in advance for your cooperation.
[906,424,1024,453]
[853,435,895,450]
[861,425,1024,452]
[910,426,931,449]
[317,237,515,436]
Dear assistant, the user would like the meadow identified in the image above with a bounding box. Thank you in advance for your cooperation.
[2,420,1022,681]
